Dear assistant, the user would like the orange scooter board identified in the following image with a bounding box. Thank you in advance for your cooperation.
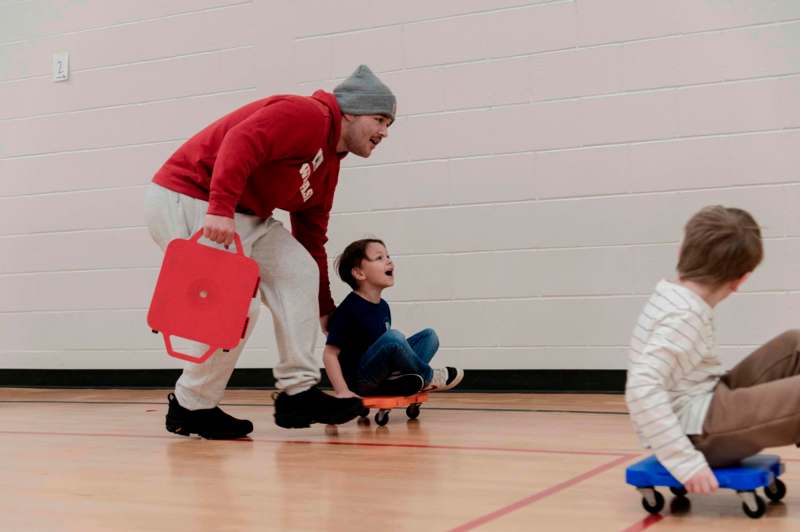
[147,230,259,364]
[362,393,429,410]
[361,392,429,426]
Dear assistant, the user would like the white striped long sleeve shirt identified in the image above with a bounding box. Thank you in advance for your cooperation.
[625,280,724,483]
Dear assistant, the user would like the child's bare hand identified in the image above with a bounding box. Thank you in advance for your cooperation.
[334,390,361,399]
[684,467,718,494]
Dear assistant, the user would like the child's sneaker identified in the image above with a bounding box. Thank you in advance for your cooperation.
[165,393,253,439]
[368,373,425,396]
[273,386,363,428]
[425,367,464,392]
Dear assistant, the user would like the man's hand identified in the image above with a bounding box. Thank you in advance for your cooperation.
[203,214,236,246]
[684,467,718,494]
[320,312,331,334]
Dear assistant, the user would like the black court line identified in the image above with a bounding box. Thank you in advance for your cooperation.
[0,399,628,415]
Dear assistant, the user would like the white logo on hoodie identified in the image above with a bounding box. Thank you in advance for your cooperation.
[299,148,324,202]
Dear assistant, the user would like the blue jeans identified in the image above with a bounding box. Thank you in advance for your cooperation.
[355,329,439,395]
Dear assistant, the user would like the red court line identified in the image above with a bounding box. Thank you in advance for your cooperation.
[621,514,663,532]
[448,453,638,531]
[0,429,634,457]
[267,438,633,457]
[0,430,179,440]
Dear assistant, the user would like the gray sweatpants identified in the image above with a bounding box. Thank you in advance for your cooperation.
[144,183,321,409]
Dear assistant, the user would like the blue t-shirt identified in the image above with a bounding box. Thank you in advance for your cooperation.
[326,291,391,384]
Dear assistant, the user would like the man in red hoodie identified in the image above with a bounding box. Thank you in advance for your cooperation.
[144,65,395,438]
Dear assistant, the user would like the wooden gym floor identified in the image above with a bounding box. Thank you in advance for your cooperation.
[2,388,799,531]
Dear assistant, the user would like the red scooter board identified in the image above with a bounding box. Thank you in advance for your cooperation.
[147,230,259,364]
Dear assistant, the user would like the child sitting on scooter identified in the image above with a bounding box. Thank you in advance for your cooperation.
[626,206,800,494]
[323,238,464,398]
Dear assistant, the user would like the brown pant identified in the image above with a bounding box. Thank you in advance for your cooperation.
[692,329,800,467]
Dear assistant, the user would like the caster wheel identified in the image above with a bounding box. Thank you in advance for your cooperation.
[741,493,767,519]
[764,478,786,502]
[359,407,370,418]
[406,404,421,420]
[375,410,389,426]
[669,486,688,498]
[640,489,665,514]
[669,494,691,514]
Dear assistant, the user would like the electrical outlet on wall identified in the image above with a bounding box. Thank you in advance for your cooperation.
[53,51,69,82]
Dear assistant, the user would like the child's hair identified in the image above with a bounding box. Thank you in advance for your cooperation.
[335,238,386,289]
[677,205,763,287]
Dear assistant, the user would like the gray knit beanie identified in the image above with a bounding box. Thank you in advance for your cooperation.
[333,65,396,120]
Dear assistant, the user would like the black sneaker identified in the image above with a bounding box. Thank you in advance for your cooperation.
[165,393,253,439]
[363,374,425,397]
[273,386,363,429]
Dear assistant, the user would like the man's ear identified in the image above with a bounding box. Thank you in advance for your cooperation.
[731,272,752,292]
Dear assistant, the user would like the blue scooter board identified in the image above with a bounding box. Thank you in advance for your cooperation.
[626,454,786,519]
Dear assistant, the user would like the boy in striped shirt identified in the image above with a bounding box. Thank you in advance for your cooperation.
[626,205,800,494]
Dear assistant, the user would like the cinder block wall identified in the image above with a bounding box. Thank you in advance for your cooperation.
[2,1,799,375]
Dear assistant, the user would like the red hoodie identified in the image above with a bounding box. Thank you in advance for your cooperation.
[152,90,345,316]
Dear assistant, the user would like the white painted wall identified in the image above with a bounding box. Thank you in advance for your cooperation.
[2,1,799,373]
